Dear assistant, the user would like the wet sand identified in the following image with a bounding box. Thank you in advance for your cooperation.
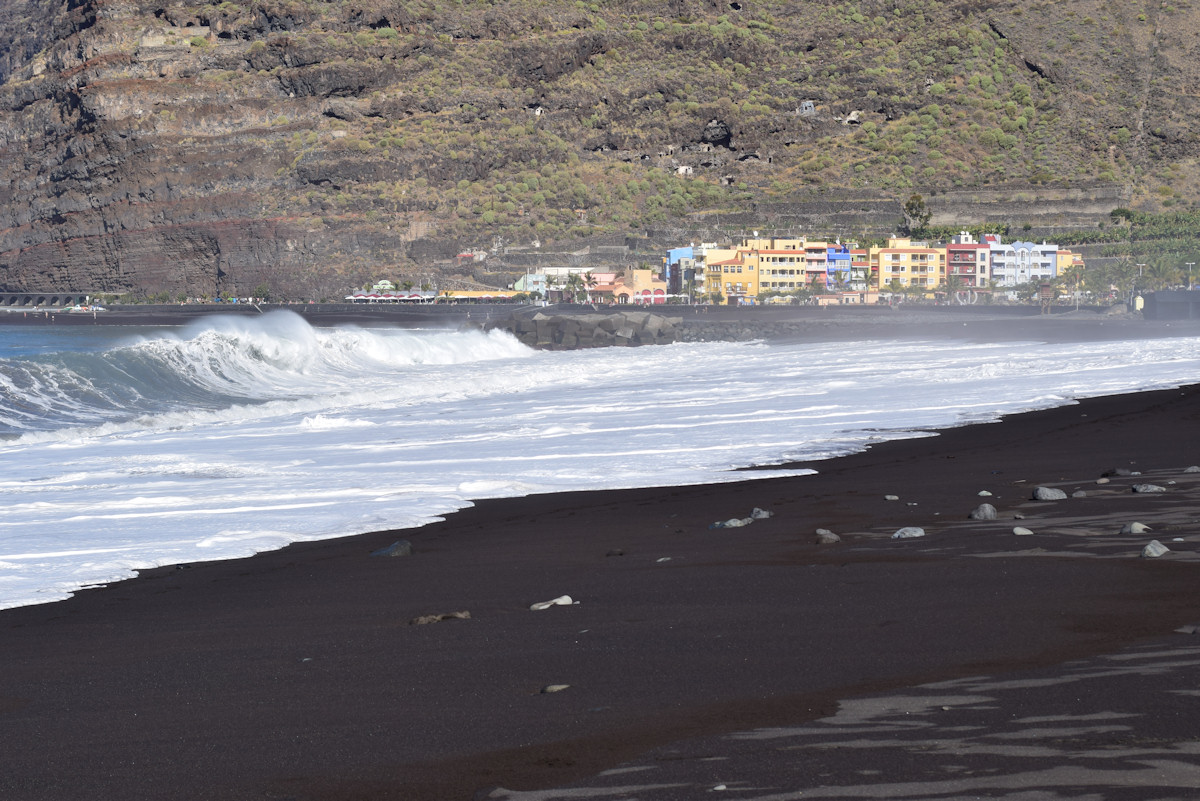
[2,381,1199,799]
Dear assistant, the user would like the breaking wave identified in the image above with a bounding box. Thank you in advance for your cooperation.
[0,311,532,437]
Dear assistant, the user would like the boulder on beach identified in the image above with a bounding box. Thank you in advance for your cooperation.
[1033,487,1068,501]
[815,528,841,544]
[891,526,925,539]
[1119,522,1152,535]
[969,503,998,520]
[1132,484,1168,494]
[1142,540,1170,558]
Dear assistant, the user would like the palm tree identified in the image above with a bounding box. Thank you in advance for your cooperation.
[1142,257,1180,291]
[563,272,584,303]
[582,271,598,303]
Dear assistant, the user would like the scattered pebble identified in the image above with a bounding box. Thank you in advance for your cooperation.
[1013,526,1035,536]
[1033,487,1068,501]
[656,557,672,563]
[371,540,413,557]
[1096,477,1110,485]
[541,684,570,694]
[1071,490,1087,498]
[410,611,471,626]
[885,495,900,501]
[1142,540,1170,558]
[978,490,993,497]
[815,529,841,544]
[530,595,575,611]
[1014,513,1025,520]
[750,507,773,519]
[1185,466,1200,473]
[1120,522,1152,535]
[891,526,925,539]
[1132,484,1168,494]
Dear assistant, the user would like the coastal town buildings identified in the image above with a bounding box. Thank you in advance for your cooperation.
[984,236,1060,286]
[946,231,991,288]
[492,231,1083,306]
[871,237,947,291]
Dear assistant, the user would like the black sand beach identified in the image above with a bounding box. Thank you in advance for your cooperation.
[3,376,1200,800]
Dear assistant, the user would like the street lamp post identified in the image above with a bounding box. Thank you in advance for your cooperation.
[1187,262,1195,290]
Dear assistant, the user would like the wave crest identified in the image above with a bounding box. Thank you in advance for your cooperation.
[0,311,531,436]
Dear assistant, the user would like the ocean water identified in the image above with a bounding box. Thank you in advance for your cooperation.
[1,310,1197,610]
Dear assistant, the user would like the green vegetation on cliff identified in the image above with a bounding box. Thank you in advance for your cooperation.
[1,0,1199,295]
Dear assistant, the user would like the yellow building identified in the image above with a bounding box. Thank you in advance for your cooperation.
[706,252,760,302]
[438,289,518,301]
[613,268,670,304]
[871,237,947,291]
[1056,249,1085,276]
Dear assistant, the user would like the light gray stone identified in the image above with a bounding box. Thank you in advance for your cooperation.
[969,503,998,520]
[1033,487,1068,500]
[1142,540,1170,558]
[815,529,841,544]
[1013,526,1035,536]
[1119,522,1152,535]
[1132,484,1168,494]
[891,526,925,539]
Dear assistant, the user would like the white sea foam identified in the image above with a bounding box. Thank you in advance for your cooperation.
[1,312,1198,609]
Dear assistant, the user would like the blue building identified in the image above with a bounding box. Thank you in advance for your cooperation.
[826,245,853,286]
[665,246,694,295]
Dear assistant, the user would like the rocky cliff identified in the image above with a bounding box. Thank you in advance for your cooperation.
[1,1,1197,296]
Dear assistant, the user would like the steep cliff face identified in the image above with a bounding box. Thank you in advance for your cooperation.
[0,1,1196,296]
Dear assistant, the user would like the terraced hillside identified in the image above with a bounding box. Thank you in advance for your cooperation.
[1,0,1197,297]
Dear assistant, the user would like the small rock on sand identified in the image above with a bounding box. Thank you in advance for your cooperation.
[1096,477,1110,484]
[371,540,413,557]
[815,529,841,544]
[530,595,575,611]
[541,684,570,694]
[410,611,470,625]
[1033,487,1068,500]
[1132,484,1168,494]
[891,526,925,539]
[1013,526,1035,536]
[1119,522,1152,535]
[969,503,997,520]
[1142,540,1170,558]
[1185,465,1200,473]
[885,494,900,501]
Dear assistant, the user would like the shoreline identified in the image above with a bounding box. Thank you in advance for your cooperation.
[3,383,1200,799]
